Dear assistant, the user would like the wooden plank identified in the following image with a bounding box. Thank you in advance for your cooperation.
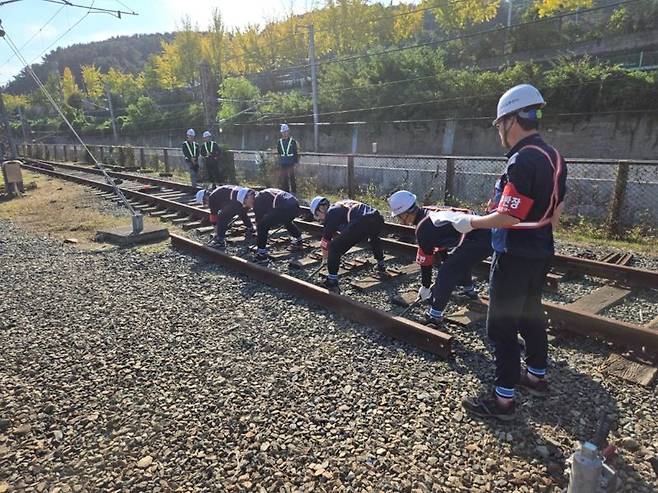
[646,315,658,330]
[446,307,487,327]
[351,263,419,291]
[569,285,631,314]
[600,353,657,386]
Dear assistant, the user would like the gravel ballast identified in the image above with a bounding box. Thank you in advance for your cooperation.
[1,220,657,492]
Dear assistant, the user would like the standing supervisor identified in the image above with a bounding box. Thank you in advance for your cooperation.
[277,123,299,193]
[182,128,200,188]
[200,130,222,187]
[448,84,567,421]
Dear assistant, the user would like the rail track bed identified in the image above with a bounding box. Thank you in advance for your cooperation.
[21,157,658,359]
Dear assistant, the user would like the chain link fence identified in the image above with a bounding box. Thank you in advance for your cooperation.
[18,142,658,235]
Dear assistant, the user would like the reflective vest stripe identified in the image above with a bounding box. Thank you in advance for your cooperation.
[279,138,294,156]
[185,141,198,157]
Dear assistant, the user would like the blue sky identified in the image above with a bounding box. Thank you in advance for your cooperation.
[0,0,320,84]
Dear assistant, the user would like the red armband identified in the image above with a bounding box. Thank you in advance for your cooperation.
[320,238,330,251]
[416,247,434,267]
[497,183,534,220]
[209,213,218,225]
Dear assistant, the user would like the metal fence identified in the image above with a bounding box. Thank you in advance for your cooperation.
[19,142,658,234]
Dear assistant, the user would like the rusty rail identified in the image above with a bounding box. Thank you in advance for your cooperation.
[170,234,452,357]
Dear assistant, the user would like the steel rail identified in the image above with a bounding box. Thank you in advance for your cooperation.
[24,157,658,288]
[20,160,658,354]
[170,234,452,357]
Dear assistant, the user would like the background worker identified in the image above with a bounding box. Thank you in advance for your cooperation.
[252,188,304,264]
[388,190,492,324]
[309,197,386,290]
[182,128,200,188]
[195,185,255,250]
[447,84,567,421]
[277,123,299,193]
[200,130,221,187]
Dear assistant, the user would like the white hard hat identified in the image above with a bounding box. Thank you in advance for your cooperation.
[310,196,328,215]
[195,189,207,205]
[236,187,252,205]
[202,130,211,138]
[388,190,417,217]
[280,123,289,133]
[186,128,196,137]
[494,84,546,126]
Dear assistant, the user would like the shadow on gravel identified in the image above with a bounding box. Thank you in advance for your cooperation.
[447,323,653,492]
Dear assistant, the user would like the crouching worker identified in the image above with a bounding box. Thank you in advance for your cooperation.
[388,190,492,324]
[253,188,304,264]
[195,185,255,249]
[309,197,386,290]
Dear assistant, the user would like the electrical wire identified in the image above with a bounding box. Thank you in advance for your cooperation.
[1,24,139,217]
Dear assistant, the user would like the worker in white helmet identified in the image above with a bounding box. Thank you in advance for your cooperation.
[277,123,299,194]
[196,185,255,249]
[309,196,386,290]
[445,84,568,421]
[388,190,492,324]
[200,130,221,187]
[182,128,200,188]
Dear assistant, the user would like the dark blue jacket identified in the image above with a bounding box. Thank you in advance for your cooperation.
[207,185,253,229]
[321,200,378,242]
[489,134,567,258]
[253,188,299,222]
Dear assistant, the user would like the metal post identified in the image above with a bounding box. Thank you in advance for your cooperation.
[351,124,358,154]
[63,144,67,161]
[104,84,118,144]
[308,24,319,152]
[163,148,170,173]
[139,147,146,168]
[606,160,630,237]
[17,106,29,142]
[444,157,456,205]
[347,154,355,199]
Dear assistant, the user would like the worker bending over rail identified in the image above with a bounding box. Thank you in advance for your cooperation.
[445,84,567,421]
[252,188,304,264]
[309,197,386,290]
[388,190,492,324]
[195,185,254,250]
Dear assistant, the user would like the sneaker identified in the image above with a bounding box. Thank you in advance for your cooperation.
[254,253,269,264]
[456,286,479,300]
[462,392,516,421]
[518,370,549,397]
[319,277,339,291]
[288,238,304,251]
[209,238,226,250]
[425,309,444,325]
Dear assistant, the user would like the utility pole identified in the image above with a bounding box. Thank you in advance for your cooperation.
[104,83,118,144]
[505,0,514,55]
[17,106,30,142]
[199,60,218,135]
[308,24,319,152]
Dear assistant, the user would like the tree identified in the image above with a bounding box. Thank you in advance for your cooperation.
[534,0,593,17]
[217,77,261,123]
[81,64,104,100]
[203,8,226,80]
[61,66,81,103]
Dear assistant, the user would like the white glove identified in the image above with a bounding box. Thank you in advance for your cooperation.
[452,214,476,234]
[418,285,432,301]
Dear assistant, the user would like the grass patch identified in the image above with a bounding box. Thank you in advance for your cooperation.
[0,171,165,250]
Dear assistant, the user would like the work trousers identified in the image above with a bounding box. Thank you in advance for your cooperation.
[257,204,301,250]
[327,213,384,275]
[184,158,198,188]
[487,252,552,390]
[432,241,492,311]
[204,157,220,185]
[278,165,297,194]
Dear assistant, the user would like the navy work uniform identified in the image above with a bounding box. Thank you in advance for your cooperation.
[415,207,492,320]
[200,139,222,186]
[321,200,385,282]
[182,139,200,188]
[487,133,567,399]
[207,185,254,242]
[253,188,302,257]
[277,136,299,194]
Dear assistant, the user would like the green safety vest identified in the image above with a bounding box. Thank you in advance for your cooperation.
[184,141,198,158]
[279,138,295,156]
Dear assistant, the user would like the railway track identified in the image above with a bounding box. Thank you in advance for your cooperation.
[19,157,658,359]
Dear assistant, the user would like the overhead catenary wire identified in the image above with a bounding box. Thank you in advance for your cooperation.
[0,24,139,217]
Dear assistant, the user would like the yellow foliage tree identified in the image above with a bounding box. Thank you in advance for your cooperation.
[81,64,104,100]
[534,0,593,17]
[61,67,81,102]
[423,0,502,31]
